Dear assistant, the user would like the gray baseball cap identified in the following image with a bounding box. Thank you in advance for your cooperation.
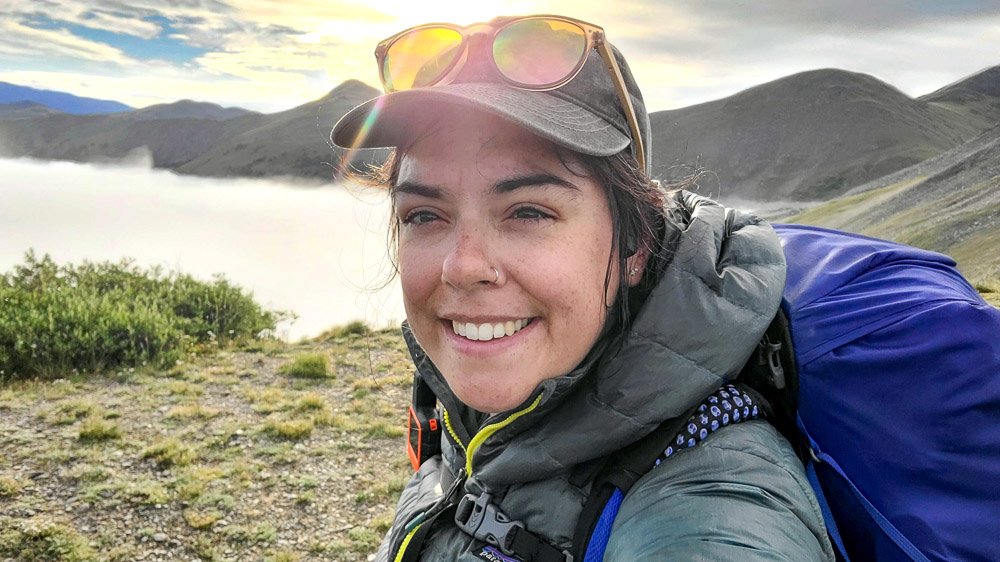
[330,30,651,172]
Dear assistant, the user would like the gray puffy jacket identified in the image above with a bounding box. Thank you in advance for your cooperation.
[377,191,836,561]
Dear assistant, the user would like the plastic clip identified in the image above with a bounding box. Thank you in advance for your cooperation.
[454,491,525,556]
[760,334,786,389]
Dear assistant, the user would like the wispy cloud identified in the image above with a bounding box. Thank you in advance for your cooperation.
[75,9,162,39]
[0,19,130,62]
[0,0,997,113]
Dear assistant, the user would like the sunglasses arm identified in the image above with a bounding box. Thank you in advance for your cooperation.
[596,41,646,176]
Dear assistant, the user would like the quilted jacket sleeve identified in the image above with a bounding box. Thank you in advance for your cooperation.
[603,420,835,561]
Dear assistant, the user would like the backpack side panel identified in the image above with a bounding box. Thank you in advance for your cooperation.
[774,223,1000,562]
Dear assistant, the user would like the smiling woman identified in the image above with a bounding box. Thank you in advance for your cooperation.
[392,110,631,413]
[332,13,834,562]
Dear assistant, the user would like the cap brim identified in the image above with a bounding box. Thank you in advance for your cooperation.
[331,83,630,158]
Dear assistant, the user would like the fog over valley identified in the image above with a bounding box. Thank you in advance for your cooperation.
[0,157,405,340]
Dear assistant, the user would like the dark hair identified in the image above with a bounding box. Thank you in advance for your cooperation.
[358,141,690,337]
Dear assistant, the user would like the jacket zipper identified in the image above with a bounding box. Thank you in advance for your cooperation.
[445,393,545,477]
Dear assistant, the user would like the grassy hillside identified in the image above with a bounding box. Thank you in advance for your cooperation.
[0,329,413,562]
[920,66,1000,134]
[784,125,1000,278]
[651,69,991,202]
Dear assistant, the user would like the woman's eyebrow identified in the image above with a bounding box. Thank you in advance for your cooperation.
[394,174,580,198]
[393,181,444,199]
[491,173,580,195]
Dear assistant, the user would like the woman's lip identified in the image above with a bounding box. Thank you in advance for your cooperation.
[443,316,534,324]
[440,317,537,357]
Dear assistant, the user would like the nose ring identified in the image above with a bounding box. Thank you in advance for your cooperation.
[490,266,500,284]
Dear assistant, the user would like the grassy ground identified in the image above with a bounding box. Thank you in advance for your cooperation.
[974,276,1000,308]
[0,328,414,562]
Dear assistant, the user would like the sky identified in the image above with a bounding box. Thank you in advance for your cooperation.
[1,0,998,114]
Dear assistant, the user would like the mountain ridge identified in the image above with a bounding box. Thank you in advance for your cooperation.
[650,68,993,202]
[0,82,132,115]
[0,69,997,195]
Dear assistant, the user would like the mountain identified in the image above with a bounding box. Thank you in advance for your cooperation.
[177,80,382,179]
[1,70,998,196]
[783,124,1000,278]
[0,82,132,114]
[919,66,1000,133]
[128,100,256,121]
[0,79,382,180]
[0,101,63,119]
[650,69,992,202]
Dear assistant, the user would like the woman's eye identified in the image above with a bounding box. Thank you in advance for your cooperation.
[401,210,439,225]
[512,206,553,221]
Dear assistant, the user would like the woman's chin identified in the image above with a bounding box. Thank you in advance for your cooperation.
[452,383,531,415]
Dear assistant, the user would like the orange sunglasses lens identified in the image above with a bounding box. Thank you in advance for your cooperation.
[382,27,463,91]
[493,19,588,86]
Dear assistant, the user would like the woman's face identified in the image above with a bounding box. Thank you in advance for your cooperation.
[395,111,635,413]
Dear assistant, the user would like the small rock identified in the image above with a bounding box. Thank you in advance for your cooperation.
[368,555,376,562]
[99,490,113,498]
[75,502,91,513]
[158,406,170,413]
[152,533,168,542]
[28,471,44,480]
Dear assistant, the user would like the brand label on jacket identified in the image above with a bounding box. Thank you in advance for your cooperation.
[475,545,522,562]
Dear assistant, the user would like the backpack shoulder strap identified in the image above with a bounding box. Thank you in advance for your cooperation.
[569,383,765,561]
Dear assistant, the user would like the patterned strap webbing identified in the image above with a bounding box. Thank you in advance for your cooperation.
[582,383,761,560]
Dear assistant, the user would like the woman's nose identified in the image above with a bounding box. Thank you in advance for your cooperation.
[440,226,500,290]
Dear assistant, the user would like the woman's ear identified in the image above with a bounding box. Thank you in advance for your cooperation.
[626,247,650,287]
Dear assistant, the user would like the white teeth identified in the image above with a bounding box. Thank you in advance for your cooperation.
[478,323,492,341]
[451,318,533,341]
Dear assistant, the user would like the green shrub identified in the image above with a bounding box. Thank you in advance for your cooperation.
[0,514,97,561]
[347,527,380,553]
[317,320,369,340]
[278,353,330,379]
[0,251,291,380]
[141,437,196,467]
[264,418,314,440]
[0,477,20,497]
[77,417,122,441]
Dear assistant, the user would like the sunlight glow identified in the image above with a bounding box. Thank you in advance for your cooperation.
[370,0,537,27]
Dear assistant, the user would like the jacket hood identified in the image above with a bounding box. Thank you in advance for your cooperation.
[402,190,787,487]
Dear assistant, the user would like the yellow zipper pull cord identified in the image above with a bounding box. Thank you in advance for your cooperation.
[463,393,545,476]
[442,408,467,455]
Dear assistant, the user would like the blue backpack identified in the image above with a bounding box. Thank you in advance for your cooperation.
[574,224,1000,562]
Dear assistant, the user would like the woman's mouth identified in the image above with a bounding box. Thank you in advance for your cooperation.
[449,318,536,342]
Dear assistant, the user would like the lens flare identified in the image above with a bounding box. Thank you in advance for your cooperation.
[335,95,387,179]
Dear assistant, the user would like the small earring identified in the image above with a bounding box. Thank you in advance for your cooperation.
[629,267,639,277]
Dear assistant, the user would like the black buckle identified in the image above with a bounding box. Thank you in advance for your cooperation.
[454,491,525,556]
[760,334,786,389]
